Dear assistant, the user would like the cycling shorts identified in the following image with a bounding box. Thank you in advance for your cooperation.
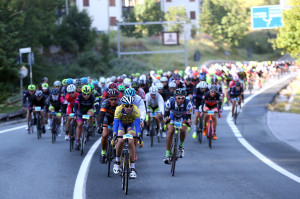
[169,113,186,124]
[77,109,94,122]
[116,122,136,137]
[203,106,218,112]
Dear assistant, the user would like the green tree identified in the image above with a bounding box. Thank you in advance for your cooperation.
[276,0,300,59]
[164,6,190,32]
[121,9,142,37]
[134,0,164,36]
[57,6,97,52]
[199,0,248,46]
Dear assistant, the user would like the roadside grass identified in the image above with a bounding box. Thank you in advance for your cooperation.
[0,94,22,114]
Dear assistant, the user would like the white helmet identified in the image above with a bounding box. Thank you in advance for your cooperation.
[233,75,239,81]
[99,77,106,83]
[67,84,76,93]
[161,76,168,82]
[169,82,176,88]
[54,80,61,87]
[123,78,131,87]
[156,83,163,90]
[111,76,116,82]
[197,81,208,89]
[149,86,158,95]
[139,74,146,81]
[152,79,161,87]
[106,77,111,83]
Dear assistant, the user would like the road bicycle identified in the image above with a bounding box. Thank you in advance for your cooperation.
[34,106,42,139]
[149,111,161,147]
[204,110,218,149]
[233,98,241,125]
[170,118,183,176]
[106,125,114,177]
[197,113,204,144]
[50,112,61,143]
[27,108,35,135]
[69,113,77,152]
[81,114,92,156]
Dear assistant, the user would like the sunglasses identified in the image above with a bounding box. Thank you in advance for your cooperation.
[55,86,60,88]
[176,97,185,100]
[109,98,118,101]
[29,90,35,92]
[123,104,133,108]
[69,92,75,94]
[83,93,90,96]
[210,91,216,94]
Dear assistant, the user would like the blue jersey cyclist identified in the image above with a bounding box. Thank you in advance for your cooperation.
[113,96,141,179]
[230,81,244,117]
[163,88,193,164]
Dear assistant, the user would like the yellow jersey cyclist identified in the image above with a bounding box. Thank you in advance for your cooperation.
[113,96,141,179]
[74,85,96,150]
[164,88,193,164]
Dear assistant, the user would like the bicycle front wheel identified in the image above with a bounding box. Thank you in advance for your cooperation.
[107,138,112,177]
[208,121,212,149]
[125,152,129,195]
[171,133,178,176]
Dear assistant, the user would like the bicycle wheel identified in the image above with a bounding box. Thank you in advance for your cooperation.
[70,122,75,152]
[52,118,56,143]
[81,129,85,156]
[234,105,238,125]
[150,119,154,147]
[37,115,41,139]
[63,115,66,132]
[107,137,112,177]
[208,121,212,149]
[121,154,125,190]
[124,151,129,195]
[198,116,203,143]
[171,133,178,176]
[157,128,161,143]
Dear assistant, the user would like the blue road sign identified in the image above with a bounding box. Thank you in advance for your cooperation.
[251,5,283,29]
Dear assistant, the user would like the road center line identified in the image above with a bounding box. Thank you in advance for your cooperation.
[73,137,102,199]
[0,125,27,134]
[227,74,300,184]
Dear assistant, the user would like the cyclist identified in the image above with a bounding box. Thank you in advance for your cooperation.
[131,81,146,101]
[199,85,222,140]
[192,72,199,85]
[192,81,209,139]
[102,83,122,100]
[156,82,164,97]
[160,76,170,101]
[46,88,63,136]
[230,81,244,117]
[113,96,141,179]
[168,82,177,98]
[29,90,47,133]
[173,74,185,88]
[74,78,82,94]
[145,86,164,136]
[22,85,36,130]
[81,77,88,86]
[164,88,192,164]
[185,77,194,100]
[65,84,79,140]
[99,89,120,163]
[74,85,96,150]
[53,80,62,93]
[41,83,50,98]
[208,76,222,94]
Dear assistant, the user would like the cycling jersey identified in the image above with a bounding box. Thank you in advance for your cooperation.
[99,99,120,126]
[185,83,195,95]
[65,92,80,115]
[46,94,63,112]
[42,90,50,99]
[201,92,222,112]
[230,87,244,100]
[22,90,35,108]
[193,88,209,109]
[145,93,164,115]
[113,105,141,136]
[133,95,146,121]
[165,97,192,122]
[30,96,47,111]
[161,85,171,101]
[74,94,96,116]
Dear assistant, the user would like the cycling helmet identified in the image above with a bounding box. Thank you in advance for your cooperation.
[211,76,218,84]
[156,75,161,80]
[197,81,208,89]
[108,82,117,89]
[88,83,94,90]
[118,85,126,92]
[92,80,99,87]
[123,78,131,87]
[81,77,88,85]
[185,77,192,82]
[139,74,147,81]
[210,85,218,92]
[51,88,59,95]
[156,83,163,90]
[131,81,140,89]
[149,86,158,95]
[121,74,127,79]
[81,85,91,95]
[66,78,73,85]
[67,84,76,93]
[111,76,116,82]
[117,77,123,83]
[233,75,239,81]
[121,96,134,105]
[99,77,106,83]
[199,75,206,81]
[107,88,119,98]
[192,72,198,77]
[62,79,67,86]
[139,79,146,85]
[235,82,241,87]
[167,71,172,76]
[75,79,82,87]
[35,90,43,97]
[135,73,140,77]
[161,76,168,82]
[174,88,187,96]
[169,82,176,88]
[42,83,48,89]
[173,74,181,80]
[28,84,36,90]
[124,88,136,97]
[53,81,61,87]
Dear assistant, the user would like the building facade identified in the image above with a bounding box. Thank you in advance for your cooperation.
[76,0,202,37]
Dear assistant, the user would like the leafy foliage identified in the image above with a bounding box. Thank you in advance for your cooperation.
[276,0,300,59]
[199,0,248,46]
[164,6,190,32]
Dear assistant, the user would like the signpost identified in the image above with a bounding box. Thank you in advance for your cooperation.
[18,47,33,85]
[251,5,283,30]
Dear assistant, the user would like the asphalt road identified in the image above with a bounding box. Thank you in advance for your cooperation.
[1,75,300,199]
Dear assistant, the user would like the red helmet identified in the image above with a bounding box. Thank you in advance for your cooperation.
[108,83,117,89]
[117,77,123,83]
[107,88,119,98]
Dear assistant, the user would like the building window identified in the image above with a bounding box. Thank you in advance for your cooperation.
[166,0,172,2]
[110,0,116,6]
[190,11,196,20]
[190,0,195,2]
[110,17,117,26]
[83,0,89,7]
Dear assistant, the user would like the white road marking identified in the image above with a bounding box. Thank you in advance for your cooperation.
[0,125,27,134]
[227,74,300,184]
[73,137,102,199]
